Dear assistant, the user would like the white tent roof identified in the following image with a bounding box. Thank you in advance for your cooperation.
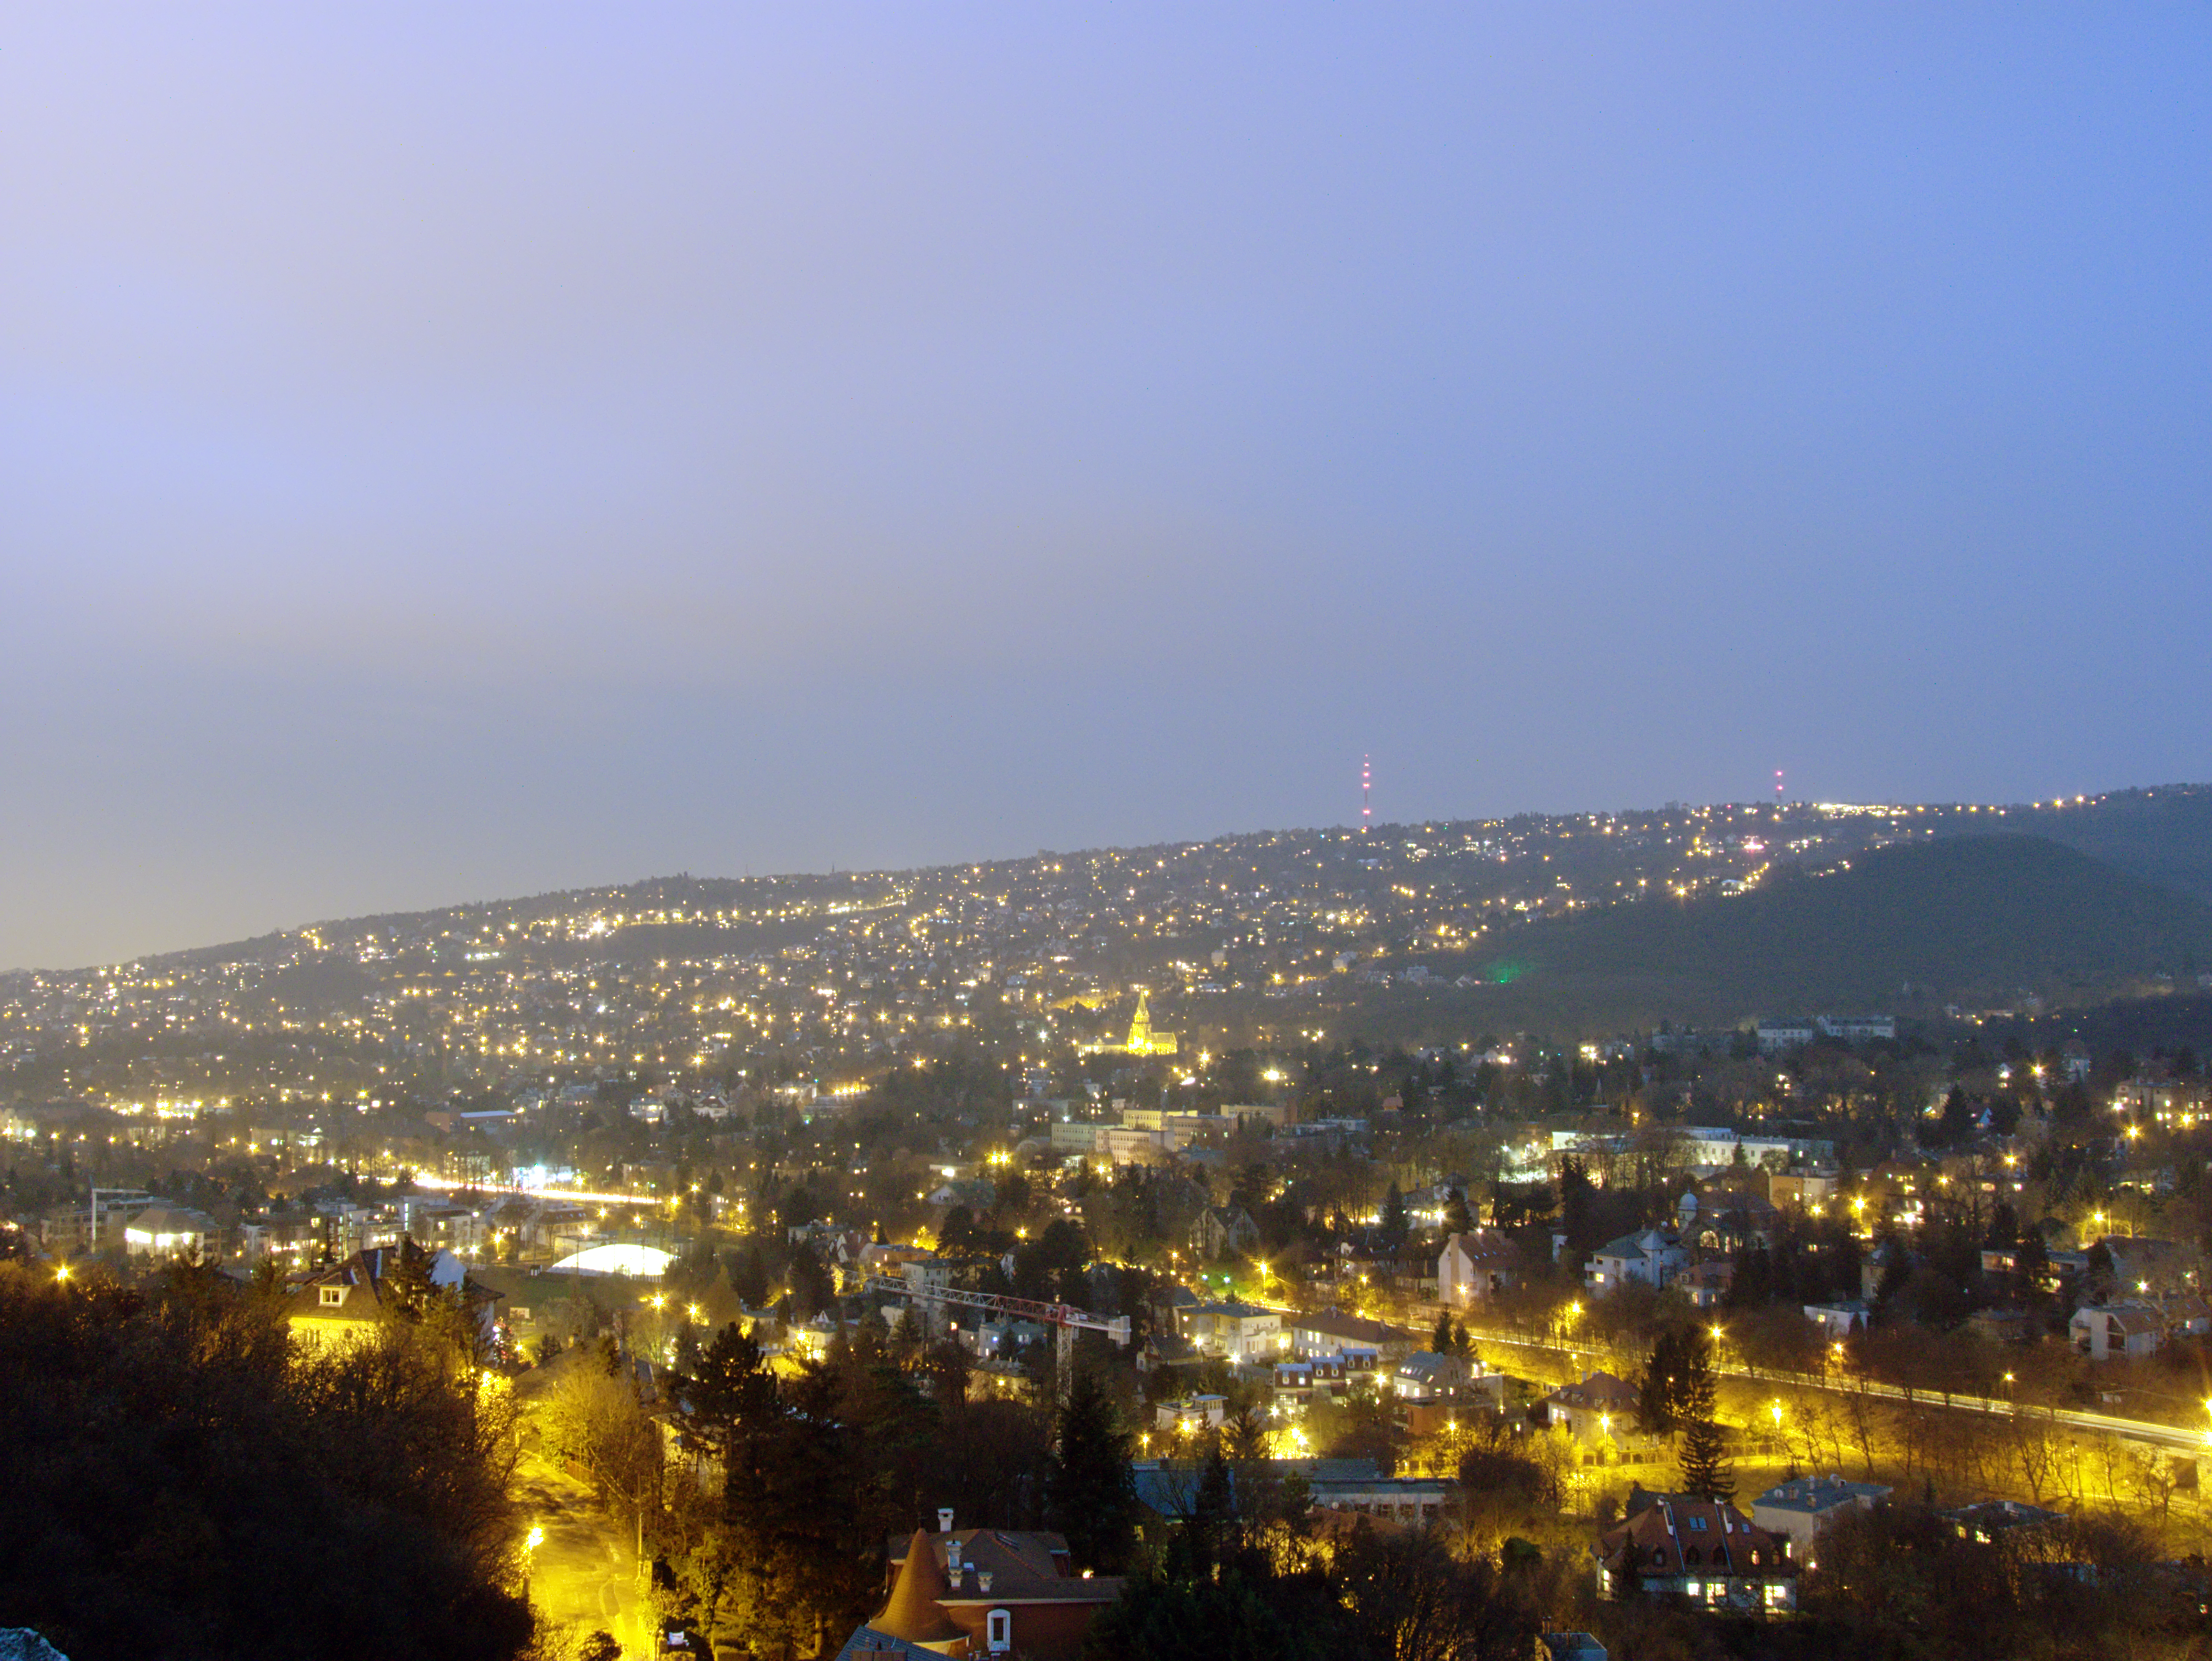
[545,1243,676,1278]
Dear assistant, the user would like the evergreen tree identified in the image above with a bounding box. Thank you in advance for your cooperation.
[1677,1414,1733,1502]
[1673,1325,1732,1500]
[1046,1367,1136,1572]
[1557,1157,1598,1253]
[1635,1330,1685,1436]
[1434,1309,1455,1354]
[1381,1182,1409,1244]
[1442,1187,1474,1236]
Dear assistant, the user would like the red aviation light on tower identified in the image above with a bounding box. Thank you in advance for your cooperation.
[1362,755,1372,831]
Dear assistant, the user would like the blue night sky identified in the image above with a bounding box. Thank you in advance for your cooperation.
[2,6,2207,969]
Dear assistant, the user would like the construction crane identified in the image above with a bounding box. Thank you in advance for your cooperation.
[861,1275,1130,1400]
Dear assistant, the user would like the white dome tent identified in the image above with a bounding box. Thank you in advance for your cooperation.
[545,1242,675,1278]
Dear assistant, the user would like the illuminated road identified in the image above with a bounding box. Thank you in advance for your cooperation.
[517,1450,651,1657]
[1452,1322,2212,1454]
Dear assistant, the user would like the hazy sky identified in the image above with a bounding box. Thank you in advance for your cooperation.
[4,7,2208,969]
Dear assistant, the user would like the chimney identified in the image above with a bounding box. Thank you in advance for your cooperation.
[947,1539,961,1574]
[978,1571,993,1594]
[938,1507,955,1533]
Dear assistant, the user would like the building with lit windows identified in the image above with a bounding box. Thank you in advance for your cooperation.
[1594,1489,1797,1614]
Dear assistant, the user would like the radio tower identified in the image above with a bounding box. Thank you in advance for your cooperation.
[1774,768,1785,808]
[1361,755,1372,832]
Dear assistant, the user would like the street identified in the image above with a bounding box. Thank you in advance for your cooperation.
[516,1450,653,1658]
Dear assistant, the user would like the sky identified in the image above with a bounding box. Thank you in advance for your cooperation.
[3,6,2209,970]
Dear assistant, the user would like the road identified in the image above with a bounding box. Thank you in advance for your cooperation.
[516,1450,653,1657]
[1454,1322,2212,1455]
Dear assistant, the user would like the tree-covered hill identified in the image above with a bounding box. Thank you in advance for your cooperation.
[1466,834,2212,1029]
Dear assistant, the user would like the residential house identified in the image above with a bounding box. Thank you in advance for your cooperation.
[1437,1230,1524,1309]
[1677,1188,1776,1255]
[1751,1477,1892,1555]
[1966,1307,2035,1345]
[1584,1229,1687,1295]
[1803,1301,1871,1340]
[1768,1169,1839,1209]
[1273,1351,1364,1404]
[1545,1372,1640,1445]
[1180,1299,1282,1363]
[2101,1236,2203,1298]
[1943,1499,2066,1544]
[1154,1394,1228,1435]
[1391,1350,1470,1403]
[286,1239,501,1353]
[1195,1206,1260,1260]
[2069,1302,2164,1361]
[121,1203,215,1261]
[1756,1019,1817,1054]
[1287,1311,1417,1365]
[1134,1457,1454,1532]
[1593,1489,1797,1614]
[2160,1293,2212,1336]
[837,1521,1122,1661]
[1677,1261,1735,1309]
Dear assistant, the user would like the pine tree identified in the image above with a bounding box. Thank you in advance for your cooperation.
[1047,1367,1137,1572]
[1677,1414,1734,1502]
[1382,1182,1409,1243]
[1635,1330,1684,1436]
[1673,1326,1733,1500]
[1434,1309,1455,1354]
[1443,1187,1474,1236]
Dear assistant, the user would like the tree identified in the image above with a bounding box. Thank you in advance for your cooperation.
[1381,1182,1409,1245]
[1635,1329,1686,1436]
[1048,1368,1137,1572]
[1433,1309,1456,1355]
[542,1356,663,1521]
[1676,1413,1733,1502]
[0,1263,529,1660]
[1441,1188,1473,1236]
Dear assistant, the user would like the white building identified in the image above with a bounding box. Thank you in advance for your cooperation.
[1751,1477,1891,1554]
[2070,1302,2165,1361]
[1585,1229,1687,1294]
[123,1203,214,1260]
[1437,1229,1523,1308]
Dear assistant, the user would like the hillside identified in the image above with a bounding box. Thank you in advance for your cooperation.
[2000,785,2212,908]
[1459,834,2212,1028]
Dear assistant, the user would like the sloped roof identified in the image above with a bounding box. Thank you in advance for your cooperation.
[1596,1494,1793,1579]
[874,1531,963,1644]
[834,1627,947,1661]
[1442,1229,1522,1267]
[886,1529,1119,1609]
[1290,1311,1413,1346]
[1548,1370,1638,1411]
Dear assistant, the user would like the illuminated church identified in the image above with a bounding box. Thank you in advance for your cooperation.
[1076,988,1178,1057]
